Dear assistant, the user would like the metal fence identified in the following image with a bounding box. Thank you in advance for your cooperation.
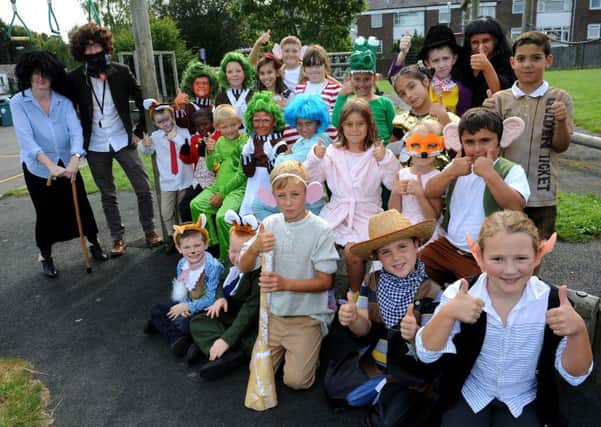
[551,41,601,68]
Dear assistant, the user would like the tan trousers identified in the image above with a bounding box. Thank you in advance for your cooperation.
[160,190,186,235]
[268,314,322,390]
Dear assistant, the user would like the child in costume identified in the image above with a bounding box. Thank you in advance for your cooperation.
[174,61,220,134]
[239,160,339,390]
[418,25,472,116]
[304,98,399,293]
[144,215,224,357]
[188,210,262,377]
[256,53,294,109]
[325,210,441,425]
[189,105,248,263]
[463,16,516,107]
[139,100,193,250]
[416,210,592,426]
[252,93,331,221]
[486,31,573,240]
[420,108,529,286]
[332,36,396,145]
[282,45,341,145]
[239,91,287,217]
[215,52,255,122]
[388,120,444,236]
[178,109,220,222]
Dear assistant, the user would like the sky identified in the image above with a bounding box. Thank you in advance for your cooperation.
[1,0,88,40]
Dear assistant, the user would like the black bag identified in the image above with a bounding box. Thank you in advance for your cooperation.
[367,382,434,427]
[323,349,372,410]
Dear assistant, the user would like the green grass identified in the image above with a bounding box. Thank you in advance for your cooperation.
[0,359,51,427]
[556,192,601,242]
[377,79,394,95]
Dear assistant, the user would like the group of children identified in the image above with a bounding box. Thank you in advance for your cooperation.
[139,24,591,426]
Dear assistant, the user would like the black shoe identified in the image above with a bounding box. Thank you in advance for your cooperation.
[89,244,109,261]
[170,336,191,358]
[41,258,58,278]
[198,350,245,380]
[143,320,158,335]
[186,343,207,365]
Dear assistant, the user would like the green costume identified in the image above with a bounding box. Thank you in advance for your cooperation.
[332,95,396,144]
[190,133,247,262]
[189,268,261,356]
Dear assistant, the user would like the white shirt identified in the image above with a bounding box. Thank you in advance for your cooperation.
[304,81,327,95]
[445,160,530,252]
[138,126,193,191]
[511,80,549,98]
[415,275,592,418]
[88,76,129,152]
[398,167,440,224]
[283,66,301,93]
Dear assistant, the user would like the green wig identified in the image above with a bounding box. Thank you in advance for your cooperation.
[217,51,255,89]
[180,61,220,99]
[244,91,285,133]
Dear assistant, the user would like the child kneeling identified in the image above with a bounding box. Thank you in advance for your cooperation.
[239,160,339,390]
[416,210,593,426]
[144,216,224,357]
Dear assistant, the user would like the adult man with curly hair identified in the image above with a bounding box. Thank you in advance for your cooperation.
[66,23,162,257]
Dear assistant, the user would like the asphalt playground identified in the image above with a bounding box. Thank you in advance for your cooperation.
[1,126,601,425]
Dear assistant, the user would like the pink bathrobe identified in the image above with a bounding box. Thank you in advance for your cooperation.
[304,144,399,245]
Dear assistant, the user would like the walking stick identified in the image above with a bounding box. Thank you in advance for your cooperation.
[245,251,278,411]
[71,180,92,273]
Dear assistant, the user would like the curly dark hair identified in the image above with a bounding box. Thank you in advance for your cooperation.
[15,50,68,96]
[69,23,113,62]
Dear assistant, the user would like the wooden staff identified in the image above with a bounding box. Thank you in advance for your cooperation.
[244,251,277,411]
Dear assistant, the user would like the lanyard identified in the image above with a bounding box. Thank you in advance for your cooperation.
[90,78,106,128]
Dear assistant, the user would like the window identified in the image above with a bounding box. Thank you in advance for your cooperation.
[439,7,450,24]
[538,0,571,13]
[393,11,424,37]
[591,0,601,9]
[511,27,522,40]
[538,26,570,43]
[371,14,383,29]
[588,24,601,39]
[513,0,524,14]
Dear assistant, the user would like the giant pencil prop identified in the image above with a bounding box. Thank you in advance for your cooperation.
[245,251,278,410]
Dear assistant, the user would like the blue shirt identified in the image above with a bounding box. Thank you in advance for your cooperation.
[11,89,85,179]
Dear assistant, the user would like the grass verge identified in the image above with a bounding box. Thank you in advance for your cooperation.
[0,359,52,427]
[556,192,601,242]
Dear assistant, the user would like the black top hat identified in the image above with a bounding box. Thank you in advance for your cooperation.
[417,24,464,61]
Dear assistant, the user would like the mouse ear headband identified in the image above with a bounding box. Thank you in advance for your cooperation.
[143,98,174,118]
[224,209,259,236]
[257,172,324,208]
[172,214,209,244]
[442,116,525,152]
[272,43,308,62]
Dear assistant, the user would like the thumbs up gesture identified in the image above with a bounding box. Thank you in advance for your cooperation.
[399,31,412,56]
[400,303,419,341]
[339,291,359,327]
[141,132,153,147]
[429,95,448,121]
[373,140,386,162]
[174,87,189,109]
[447,279,485,324]
[253,222,275,253]
[482,89,496,109]
[314,138,326,159]
[470,44,492,73]
[447,149,473,178]
[405,174,424,197]
[550,92,568,122]
[546,285,587,337]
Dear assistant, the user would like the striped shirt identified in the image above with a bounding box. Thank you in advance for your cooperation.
[282,79,342,145]
[415,275,591,418]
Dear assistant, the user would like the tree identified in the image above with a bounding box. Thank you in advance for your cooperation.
[231,0,367,52]
[79,0,131,28]
[150,0,243,66]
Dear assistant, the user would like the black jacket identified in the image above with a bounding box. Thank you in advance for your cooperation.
[66,62,146,150]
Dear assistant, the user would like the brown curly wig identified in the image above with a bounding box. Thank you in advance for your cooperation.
[70,23,114,62]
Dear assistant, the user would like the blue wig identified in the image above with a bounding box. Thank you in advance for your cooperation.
[283,93,330,135]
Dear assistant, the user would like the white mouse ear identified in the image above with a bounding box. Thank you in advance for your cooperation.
[241,214,259,231]
[143,98,158,111]
[272,43,283,59]
[223,209,240,226]
[442,122,462,152]
[197,213,207,229]
[500,117,525,148]
[300,45,308,59]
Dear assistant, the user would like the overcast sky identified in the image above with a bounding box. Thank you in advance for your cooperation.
[1,0,88,40]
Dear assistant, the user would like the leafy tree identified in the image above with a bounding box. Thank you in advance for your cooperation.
[79,0,131,28]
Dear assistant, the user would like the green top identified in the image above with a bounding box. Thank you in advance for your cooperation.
[332,95,396,144]
[206,132,248,195]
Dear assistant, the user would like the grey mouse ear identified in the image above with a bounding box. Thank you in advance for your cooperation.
[442,122,461,152]
[500,117,525,148]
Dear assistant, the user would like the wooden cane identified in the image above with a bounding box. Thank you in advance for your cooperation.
[244,251,278,411]
[71,180,92,273]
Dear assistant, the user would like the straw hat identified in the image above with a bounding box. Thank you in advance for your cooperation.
[350,210,435,259]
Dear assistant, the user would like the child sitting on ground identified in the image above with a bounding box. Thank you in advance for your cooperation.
[239,160,339,390]
[189,105,247,263]
[325,210,441,425]
[188,210,262,378]
[139,99,193,251]
[416,210,592,426]
[485,31,573,240]
[304,98,399,293]
[420,108,529,286]
[178,109,220,222]
[144,216,224,357]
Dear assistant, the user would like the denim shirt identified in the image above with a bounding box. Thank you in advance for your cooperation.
[11,89,85,179]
